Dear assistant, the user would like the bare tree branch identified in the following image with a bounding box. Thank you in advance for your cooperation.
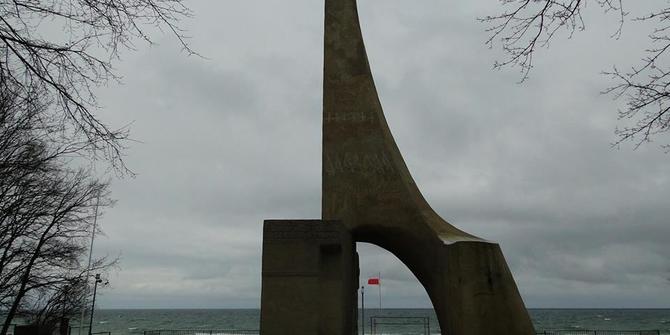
[480,1,625,80]
[1,0,196,172]
[481,1,670,150]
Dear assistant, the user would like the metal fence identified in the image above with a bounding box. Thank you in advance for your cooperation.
[143,330,259,335]
[137,328,662,335]
[370,316,430,335]
[68,325,90,335]
[537,331,661,335]
[4,324,107,335]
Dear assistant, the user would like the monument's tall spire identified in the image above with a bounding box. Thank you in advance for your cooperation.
[322,0,535,333]
[322,0,477,243]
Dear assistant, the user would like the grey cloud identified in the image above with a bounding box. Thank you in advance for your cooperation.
[85,0,670,308]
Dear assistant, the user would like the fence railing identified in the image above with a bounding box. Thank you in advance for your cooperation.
[143,330,259,335]
[536,331,661,335]
[370,316,431,335]
[138,328,662,335]
[68,325,90,335]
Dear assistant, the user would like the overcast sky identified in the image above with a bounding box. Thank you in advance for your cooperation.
[91,0,669,309]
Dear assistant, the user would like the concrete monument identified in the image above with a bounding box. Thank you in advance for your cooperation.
[260,0,536,334]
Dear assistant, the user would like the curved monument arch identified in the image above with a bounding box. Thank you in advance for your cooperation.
[259,0,535,334]
[322,0,534,334]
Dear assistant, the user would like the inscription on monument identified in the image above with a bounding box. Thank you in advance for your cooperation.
[264,222,342,242]
[324,151,394,176]
[324,110,375,123]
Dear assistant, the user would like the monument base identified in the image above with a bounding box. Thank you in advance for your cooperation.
[259,220,358,335]
[439,241,535,335]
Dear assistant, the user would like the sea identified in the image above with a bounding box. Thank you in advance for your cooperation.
[77,309,670,335]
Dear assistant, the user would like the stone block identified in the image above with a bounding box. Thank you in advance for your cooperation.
[259,220,358,335]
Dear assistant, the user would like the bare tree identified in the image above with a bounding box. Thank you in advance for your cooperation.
[1,1,195,330]
[19,259,112,335]
[25,277,89,335]
[481,1,670,150]
[0,80,114,335]
[0,0,195,172]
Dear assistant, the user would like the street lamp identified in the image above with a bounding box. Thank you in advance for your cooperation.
[88,274,104,335]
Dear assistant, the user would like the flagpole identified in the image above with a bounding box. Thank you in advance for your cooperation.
[361,285,365,335]
[378,272,382,312]
[79,193,100,335]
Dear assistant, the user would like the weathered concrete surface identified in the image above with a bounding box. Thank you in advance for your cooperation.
[259,220,358,335]
[322,0,535,334]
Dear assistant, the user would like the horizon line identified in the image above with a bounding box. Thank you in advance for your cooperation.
[94,307,670,310]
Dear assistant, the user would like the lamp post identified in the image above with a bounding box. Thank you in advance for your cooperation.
[88,274,103,335]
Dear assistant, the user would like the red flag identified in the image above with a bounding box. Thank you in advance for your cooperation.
[368,277,380,285]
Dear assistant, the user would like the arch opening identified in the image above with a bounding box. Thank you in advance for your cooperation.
[357,242,441,334]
